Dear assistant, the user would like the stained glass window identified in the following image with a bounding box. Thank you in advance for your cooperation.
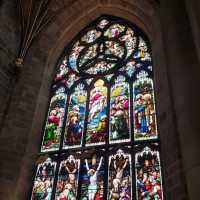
[31,15,164,200]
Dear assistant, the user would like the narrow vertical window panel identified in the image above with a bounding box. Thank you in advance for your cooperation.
[86,79,108,146]
[41,87,67,152]
[31,158,56,200]
[108,149,132,200]
[109,76,131,144]
[55,155,80,200]
[133,73,157,141]
[63,84,87,149]
[80,154,105,199]
[135,146,163,200]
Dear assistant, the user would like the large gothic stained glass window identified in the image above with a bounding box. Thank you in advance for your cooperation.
[31,16,164,200]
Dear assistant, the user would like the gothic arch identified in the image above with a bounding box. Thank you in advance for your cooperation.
[3,1,178,200]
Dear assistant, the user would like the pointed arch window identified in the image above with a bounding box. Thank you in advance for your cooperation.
[30,16,164,200]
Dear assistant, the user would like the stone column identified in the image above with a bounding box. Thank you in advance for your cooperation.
[160,0,200,199]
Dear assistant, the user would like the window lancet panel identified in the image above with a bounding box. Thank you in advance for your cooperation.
[41,87,67,152]
[31,158,57,200]
[63,84,87,149]
[80,153,105,199]
[135,145,163,200]
[109,76,130,144]
[133,71,157,141]
[86,79,108,146]
[108,149,132,200]
[30,15,164,200]
[55,155,80,200]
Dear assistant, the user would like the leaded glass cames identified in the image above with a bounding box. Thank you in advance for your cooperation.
[31,16,163,200]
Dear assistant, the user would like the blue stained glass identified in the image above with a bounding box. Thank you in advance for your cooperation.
[133,72,158,141]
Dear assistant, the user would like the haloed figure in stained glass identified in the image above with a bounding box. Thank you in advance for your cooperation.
[86,80,107,146]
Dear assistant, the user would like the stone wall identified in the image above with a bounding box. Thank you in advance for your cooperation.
[0,0,19,130]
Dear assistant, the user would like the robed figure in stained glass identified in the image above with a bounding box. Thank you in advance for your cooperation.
[86,80,107,146]
[41,88,67,152]
[110,76,130,143]
[133,74,157,141]
[31,158,56,200]
[135,147,163,200]
[55,155,80,200]
[64,84,87,149]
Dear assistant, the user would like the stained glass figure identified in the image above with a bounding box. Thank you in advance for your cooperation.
[41,88,67,152]
[63,84,87,149]
[79,44,98,67]
[31,158,56,200]
[81,30,101,43]
[80,154,104,200]
[105,41,125,58]
[69,41,84,72]
[135,146,163,200]
[133,71,157,141]
[86,61,115,75]
[108,149,132,200]
[120,28,136,58]
[55,155,80,200]
[134,37,151,62]
[104,24,125,38]
[55,56,69,81]
[109,76,130,144]
[61,71,79,89]
[126,61,136,77]
[86,79,107,146]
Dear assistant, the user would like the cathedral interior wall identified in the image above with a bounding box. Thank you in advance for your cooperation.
[0,0,200,199]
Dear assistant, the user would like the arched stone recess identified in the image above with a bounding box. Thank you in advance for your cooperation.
[0,0,187,200]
